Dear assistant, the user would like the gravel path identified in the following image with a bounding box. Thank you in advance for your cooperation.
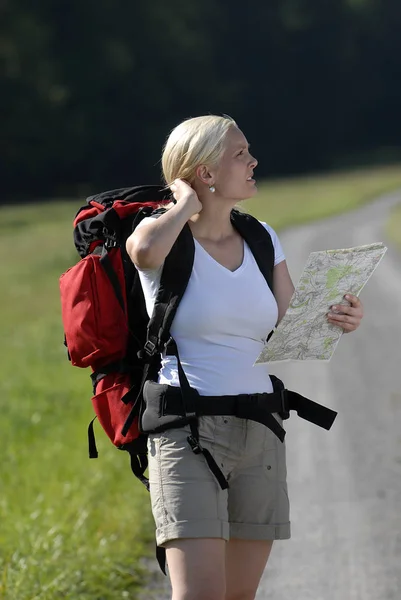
[139,190,401,600]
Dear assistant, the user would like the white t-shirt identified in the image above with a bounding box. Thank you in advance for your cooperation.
[136,218,285,396]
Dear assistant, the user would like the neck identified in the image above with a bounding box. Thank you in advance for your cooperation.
[189,197,238,241]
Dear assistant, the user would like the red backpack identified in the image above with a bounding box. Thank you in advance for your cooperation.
[60,185,172,486]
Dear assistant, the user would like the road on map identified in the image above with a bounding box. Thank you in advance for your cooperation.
[141,190,401,600]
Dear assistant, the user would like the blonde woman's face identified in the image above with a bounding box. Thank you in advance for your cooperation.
[213,127,258,200]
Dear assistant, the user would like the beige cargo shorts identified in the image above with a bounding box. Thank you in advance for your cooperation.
[147,414,291,547]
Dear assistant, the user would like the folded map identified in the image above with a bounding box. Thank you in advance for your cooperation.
[255,242,387,363]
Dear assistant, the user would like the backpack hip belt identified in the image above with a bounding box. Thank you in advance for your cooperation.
[140,339,338,492]
[142,380,337,442]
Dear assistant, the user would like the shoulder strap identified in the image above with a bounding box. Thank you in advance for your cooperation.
[144,223,195,357]
[230,209,275,293]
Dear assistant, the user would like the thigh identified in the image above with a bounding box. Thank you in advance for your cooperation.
[225,539,273,600]
[166,538,226,600]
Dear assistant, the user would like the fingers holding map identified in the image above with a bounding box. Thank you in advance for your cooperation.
[255,242,387,364]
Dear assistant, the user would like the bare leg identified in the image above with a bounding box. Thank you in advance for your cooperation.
[166,538,227,600]
[225,539,273,600]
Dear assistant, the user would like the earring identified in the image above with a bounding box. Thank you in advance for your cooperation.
[209,185,216,193]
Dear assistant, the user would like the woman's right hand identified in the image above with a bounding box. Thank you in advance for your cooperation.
[170,179,203,216]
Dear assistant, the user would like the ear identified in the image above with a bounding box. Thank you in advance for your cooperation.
[195,165,214,186]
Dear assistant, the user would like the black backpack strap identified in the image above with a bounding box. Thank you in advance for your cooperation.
[99,245,126,312]
[118,221,195,467]
[156,545,167,576]
[144,223,195,356]
[124,437,150,491]
[230,209,275,293]
[142,223,229,491]
[172,339,229,490]
[230,210,275,341]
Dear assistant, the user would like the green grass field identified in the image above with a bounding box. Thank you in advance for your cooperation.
[2,164,401,599]
[0,202,153,600]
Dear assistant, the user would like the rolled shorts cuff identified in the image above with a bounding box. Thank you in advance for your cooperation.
[230,521,291,541]
[156,519,230,547]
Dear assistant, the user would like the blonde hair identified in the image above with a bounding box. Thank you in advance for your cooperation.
[161,114,237,186]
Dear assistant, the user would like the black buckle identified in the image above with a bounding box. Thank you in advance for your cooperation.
[103,228,118,248]
[144,340,157,356]
[187,435,202,454]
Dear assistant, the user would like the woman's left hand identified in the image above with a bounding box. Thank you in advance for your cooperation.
[327,294,364,333]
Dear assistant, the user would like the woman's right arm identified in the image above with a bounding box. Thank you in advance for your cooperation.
[126,180,202,270]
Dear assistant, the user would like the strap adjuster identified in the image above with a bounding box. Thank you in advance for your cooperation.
[187,435,202,454]
[144,340,157,356]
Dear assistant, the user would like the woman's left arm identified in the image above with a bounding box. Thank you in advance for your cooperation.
[272,260,295,324]
[273,260,364,333]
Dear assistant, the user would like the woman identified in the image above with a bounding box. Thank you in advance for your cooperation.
[126,115,363,600]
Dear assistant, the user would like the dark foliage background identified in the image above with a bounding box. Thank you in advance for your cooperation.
[2,0,401,201]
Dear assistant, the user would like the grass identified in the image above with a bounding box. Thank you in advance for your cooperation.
[1,163,401,599]
[0,201,153,600]
[386,201,401,250]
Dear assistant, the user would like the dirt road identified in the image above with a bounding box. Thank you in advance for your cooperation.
[257,189,401,600]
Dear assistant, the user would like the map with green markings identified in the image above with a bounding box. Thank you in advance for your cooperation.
[255,242,387,363]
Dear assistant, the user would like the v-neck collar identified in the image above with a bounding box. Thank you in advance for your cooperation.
[193,238,248,274]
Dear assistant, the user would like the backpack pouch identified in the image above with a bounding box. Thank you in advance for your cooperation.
[60,248,128,368]
[92,372,140,447]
